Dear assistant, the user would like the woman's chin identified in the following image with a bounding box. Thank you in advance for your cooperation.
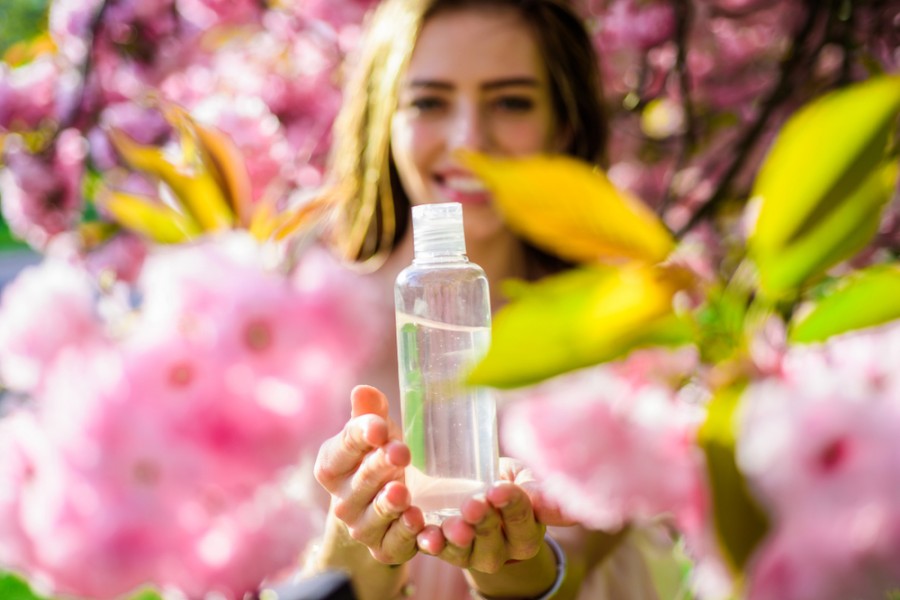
[462,205,514,245]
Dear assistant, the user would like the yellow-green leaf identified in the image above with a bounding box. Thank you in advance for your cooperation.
[750,75,900,258]
[790,264,900,343]
[458,152,675,264]
[698,384,769,576]
[108,129,235,232]
[754,160,898,296]
[469,263,692,388]
[101,191,201,243]
[166,105,254,227]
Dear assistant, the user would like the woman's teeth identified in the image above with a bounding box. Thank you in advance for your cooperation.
[442,176,486,193]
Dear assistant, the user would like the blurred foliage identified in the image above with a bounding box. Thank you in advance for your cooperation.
[0,218,22,250]
[0,0,49,56]
[0,0,50,251]
[0,571,49,600]
[0,571,164,600]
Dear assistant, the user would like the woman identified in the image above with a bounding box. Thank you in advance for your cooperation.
[309,1,661,598]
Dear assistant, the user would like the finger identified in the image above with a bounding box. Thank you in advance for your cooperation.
[353,385,406,442]
[498,456,531,483]
[336,441,408,522]
[374,506,426,564]
[462,496,506,574]
[499,457,575,526]
[417,524,445,556]
[487,482,545,561]
[315,414,389,491]
[437,515,475,568]
[519,480,577,527]
[347,480,410,549]
[351,385,389,419]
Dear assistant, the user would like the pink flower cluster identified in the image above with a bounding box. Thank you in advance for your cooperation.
[0,234,380,599]
[0,129,86,249]
[738,321,900,600]
[501,348,708,533]
[2,0,362,252]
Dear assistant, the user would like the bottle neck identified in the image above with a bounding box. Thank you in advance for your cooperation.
[413,251,469,265]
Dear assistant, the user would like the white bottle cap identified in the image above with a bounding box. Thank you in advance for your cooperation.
[412,202,466,258]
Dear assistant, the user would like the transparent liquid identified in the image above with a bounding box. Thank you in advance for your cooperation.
[396,313,498,524]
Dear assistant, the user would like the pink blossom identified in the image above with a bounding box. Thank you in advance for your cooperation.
[49,0,105,64]
[0,57,74,132]
[607,346,701,390]
[171,486,316,599]
[83,233,149,284]
[501,363,707,532]
[0,259,104,393]
[192,96,291,204]
[747,507,900,600]
[0,129,86,249]
[101,0,179,47]
[1,405,177,600]
[130,236,378,492]
[0,233,379,598]
[593,0,676,51]
[739,379,900,519]
[176,0,264,29]
[738,322,900,599]
[289,0,380,31]
[0,412,41,574]
[704,0,782,15]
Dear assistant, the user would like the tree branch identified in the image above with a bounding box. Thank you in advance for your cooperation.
[658,0,695,214]
[57,0,111,133]
[674,0,826,238]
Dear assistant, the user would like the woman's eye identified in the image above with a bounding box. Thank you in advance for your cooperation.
[493,96,535,112]
[409,96,447,113]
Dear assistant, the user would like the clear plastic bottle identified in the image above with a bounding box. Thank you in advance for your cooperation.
[395,202,498,524]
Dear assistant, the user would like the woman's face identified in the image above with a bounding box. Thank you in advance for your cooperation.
[390,7,561,241]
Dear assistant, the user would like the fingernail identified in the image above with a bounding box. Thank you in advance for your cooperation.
[489,483,514,508]
[417,535,435,555]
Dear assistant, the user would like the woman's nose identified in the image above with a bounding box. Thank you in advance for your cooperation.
[448,104,489,152]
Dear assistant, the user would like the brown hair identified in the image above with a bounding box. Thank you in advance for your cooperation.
[323,0,606,267]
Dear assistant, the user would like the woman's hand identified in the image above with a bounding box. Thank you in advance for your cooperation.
[415,458,576,573]
[314,385,425,564]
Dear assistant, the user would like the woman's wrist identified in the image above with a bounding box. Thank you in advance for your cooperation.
[308,508,411,600]
[465,534,566,600]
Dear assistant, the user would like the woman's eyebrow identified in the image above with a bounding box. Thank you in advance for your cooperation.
[404,77,540,91]
[406,79,454,90]
[482,77,540,90]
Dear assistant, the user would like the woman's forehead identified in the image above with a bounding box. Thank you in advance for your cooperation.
[404,8,546,83]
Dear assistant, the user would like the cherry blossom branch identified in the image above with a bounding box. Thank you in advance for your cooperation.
[57,0,111,133]
[658,0,696,214]
[674,0,825,238]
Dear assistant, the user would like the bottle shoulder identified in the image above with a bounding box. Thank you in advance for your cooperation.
[395,260,488,286]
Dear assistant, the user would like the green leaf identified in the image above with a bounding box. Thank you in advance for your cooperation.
[754,160,898,297]
[108,127,235,232]
[790,264,900,343]
[127,588,164,600]
[698,385,769,576]
[469,264,693,388]
[0,571,51,600]
[693,287,749,365]
[751,75,900,252]
[749,75,900,295]
[100,191,201,244]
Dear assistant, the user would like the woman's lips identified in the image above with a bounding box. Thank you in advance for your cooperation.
[434,173,491,204]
